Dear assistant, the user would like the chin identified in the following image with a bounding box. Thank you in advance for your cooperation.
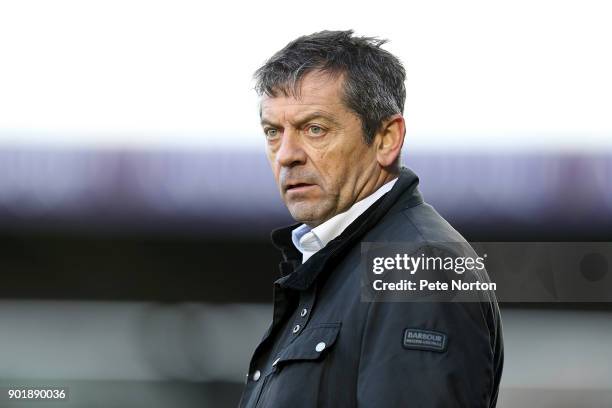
[287,204,324,226]
[289,212,318,225]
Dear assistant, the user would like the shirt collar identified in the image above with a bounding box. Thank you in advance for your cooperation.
[291,178,398,263]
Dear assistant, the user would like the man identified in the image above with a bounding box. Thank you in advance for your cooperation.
[239,30,503,407]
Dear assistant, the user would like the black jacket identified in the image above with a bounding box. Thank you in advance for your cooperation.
[239,167,504,408]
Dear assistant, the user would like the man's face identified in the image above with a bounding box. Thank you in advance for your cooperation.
[260,71,380,227]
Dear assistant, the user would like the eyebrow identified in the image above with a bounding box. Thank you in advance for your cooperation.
[260,111,340,128]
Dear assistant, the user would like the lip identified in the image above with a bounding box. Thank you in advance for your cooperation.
[284,183,316,194]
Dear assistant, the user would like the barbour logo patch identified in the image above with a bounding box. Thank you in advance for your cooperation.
[402,328,447,352]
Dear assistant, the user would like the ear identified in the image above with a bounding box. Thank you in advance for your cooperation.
[375,114,405,168]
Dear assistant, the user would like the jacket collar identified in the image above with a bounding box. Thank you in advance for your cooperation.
[270,166,423,290]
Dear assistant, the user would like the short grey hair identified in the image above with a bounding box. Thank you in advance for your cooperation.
[254,30,406,144]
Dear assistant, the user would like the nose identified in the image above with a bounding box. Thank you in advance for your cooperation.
[275,130,307,168]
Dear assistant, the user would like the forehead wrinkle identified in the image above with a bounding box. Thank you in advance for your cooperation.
[292,111,342,129]
[260,96,343,124]
[261,108,341,129]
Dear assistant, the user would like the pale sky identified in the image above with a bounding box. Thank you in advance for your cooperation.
[0,0,611,151]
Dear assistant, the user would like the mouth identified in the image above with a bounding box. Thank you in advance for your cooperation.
[284,182,316,194]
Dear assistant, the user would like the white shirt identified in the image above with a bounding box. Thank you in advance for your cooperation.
[291,178,398,263]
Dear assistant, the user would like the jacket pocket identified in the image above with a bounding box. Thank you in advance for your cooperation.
[275,322,342,367]
[255,322,342,408]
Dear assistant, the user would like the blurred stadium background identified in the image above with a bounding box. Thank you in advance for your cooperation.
[0,1,611,407]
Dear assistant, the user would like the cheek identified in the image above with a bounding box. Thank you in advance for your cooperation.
[327,147,372,192]
[265,146,274,162]
[266,153,281,182]
[310,146,352,188]
[315,160,348,195]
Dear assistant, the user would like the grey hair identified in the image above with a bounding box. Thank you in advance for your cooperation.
[254,30,406,144]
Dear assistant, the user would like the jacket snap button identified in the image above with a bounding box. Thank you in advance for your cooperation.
[300,308,308,317]
[315,341,326,352]
[252,370,261,381]
[292,324,300,333]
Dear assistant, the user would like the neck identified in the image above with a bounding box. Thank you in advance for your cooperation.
[354,168,398,204]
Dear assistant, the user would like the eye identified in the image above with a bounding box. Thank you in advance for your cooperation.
[305,125,326,137]
[264,128,279,140]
